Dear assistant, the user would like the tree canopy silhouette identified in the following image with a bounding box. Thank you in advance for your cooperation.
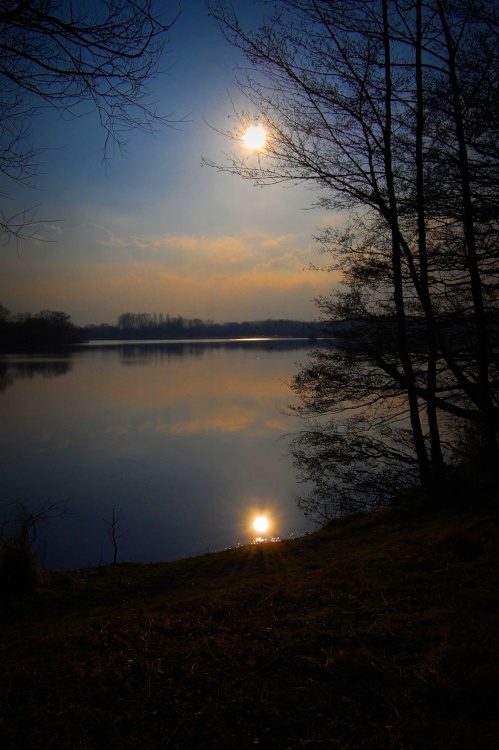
[210,0,499,518]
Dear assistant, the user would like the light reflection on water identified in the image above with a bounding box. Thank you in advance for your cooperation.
[252,536,281,545]
[0,340,316,569]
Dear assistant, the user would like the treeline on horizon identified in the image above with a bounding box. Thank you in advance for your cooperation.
[85,312,319,340]
[0,306,87,349]
[0,305,320,349]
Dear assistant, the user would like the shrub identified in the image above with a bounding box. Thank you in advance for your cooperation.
[0,498,68,596]
[0,539,39,595]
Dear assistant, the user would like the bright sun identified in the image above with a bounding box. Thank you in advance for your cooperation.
[253,515,270,533]
[242,124,266,150]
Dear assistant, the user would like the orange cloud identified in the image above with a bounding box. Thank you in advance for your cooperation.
[1,222,342,324]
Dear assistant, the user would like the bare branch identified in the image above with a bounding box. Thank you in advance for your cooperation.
[0,0,181,242]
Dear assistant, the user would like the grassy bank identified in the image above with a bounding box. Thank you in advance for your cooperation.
[1,499,498,749]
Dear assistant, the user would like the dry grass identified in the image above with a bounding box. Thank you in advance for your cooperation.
[1,499,498,749]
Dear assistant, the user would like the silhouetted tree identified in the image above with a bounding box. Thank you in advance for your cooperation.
[0,304,10,323]
[1,308,87,348]
[103,507,128,565]
[110,311,316,339]
[209,0,499,516]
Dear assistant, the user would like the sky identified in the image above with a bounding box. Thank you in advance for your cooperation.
[0,0,342,327]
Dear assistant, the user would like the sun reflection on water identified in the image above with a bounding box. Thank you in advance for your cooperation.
[253,535,281,545]
[249,511,282,544]
[253,515,269,533]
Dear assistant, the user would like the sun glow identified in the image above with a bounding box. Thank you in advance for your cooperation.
[253,515,270,533]
[242,124,267,150]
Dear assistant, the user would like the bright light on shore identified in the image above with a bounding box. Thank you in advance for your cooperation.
[253,515,270,533]
[242,124,267,150]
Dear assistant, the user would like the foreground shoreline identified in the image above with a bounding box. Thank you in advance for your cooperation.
[1,497,498,749]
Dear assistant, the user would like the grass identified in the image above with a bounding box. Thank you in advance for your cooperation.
[1,497,498,749]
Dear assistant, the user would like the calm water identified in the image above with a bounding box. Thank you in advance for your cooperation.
[0,340,315,569]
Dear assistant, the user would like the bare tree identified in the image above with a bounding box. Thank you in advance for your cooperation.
[0,0,179,242]
[103,506,128,565]
[209,0,499,515]
[1,496,69,547]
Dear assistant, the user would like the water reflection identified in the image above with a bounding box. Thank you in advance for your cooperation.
[0,340,315,569]
[0,358,72,393]
[253,536,281,544]
[83,338,313,364]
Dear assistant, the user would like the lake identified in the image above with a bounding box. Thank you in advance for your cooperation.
[0,340,316,570]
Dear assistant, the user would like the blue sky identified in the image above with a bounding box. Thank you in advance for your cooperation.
[0,0,340,326]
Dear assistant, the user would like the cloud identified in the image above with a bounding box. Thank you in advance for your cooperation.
[152,235,255,266]
[97,233,151,251]
[261,234,297,249]
[92,225,314,272]
[1,222,341,324]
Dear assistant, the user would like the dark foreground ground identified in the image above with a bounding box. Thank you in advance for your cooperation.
[1,494,498,749]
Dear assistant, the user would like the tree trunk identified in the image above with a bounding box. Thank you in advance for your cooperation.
[415,0,445,478]
[382,0,431,488]
[435,0,498,459]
